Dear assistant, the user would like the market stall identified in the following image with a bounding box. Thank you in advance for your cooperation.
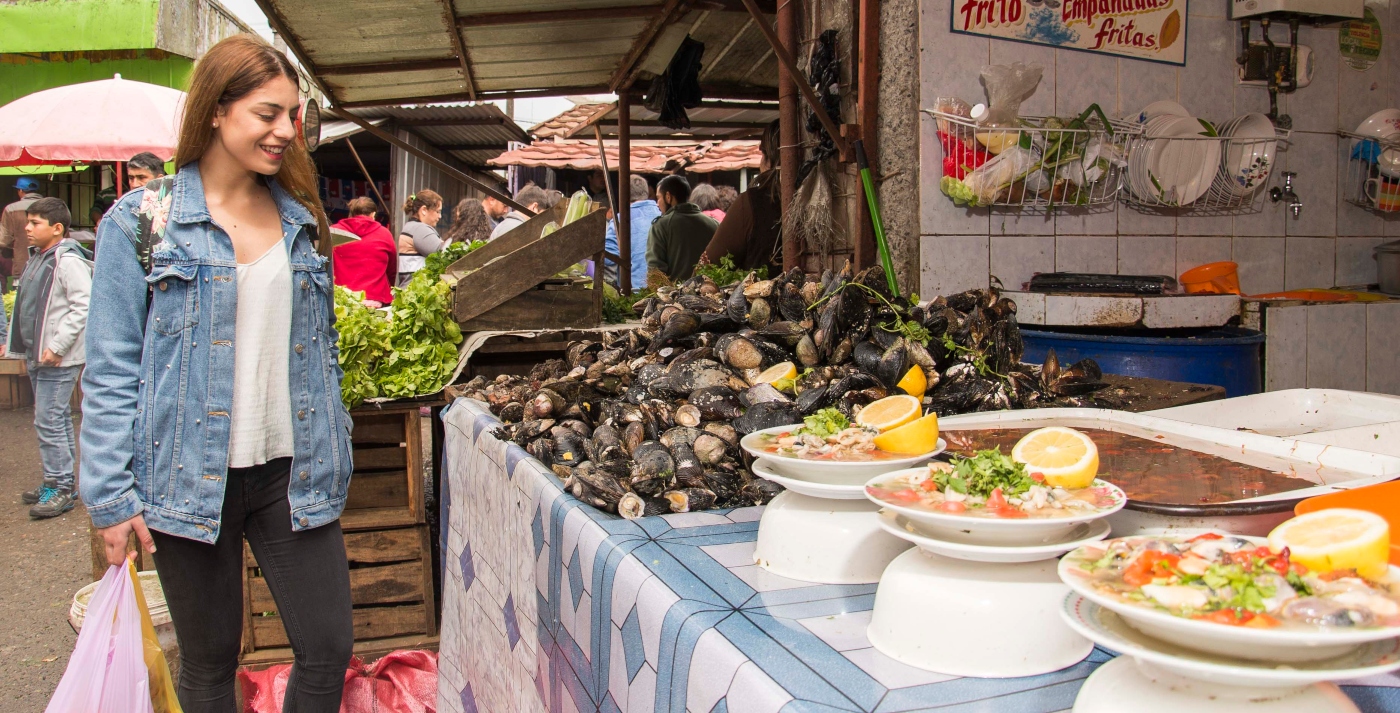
[437,397,1400,713]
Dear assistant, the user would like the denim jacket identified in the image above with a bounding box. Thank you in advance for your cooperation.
[79,163,353,544]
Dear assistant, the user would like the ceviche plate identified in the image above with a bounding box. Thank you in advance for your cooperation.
[1059,535,1400,662]
[750,458,867,500]
[876,510,1111,563]
[1062,594,1400,689]
[864,468,1126,545]
[739,425,944,483]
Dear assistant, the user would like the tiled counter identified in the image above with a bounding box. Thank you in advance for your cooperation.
[437,398,1400,713]
[1249,296,1400,394]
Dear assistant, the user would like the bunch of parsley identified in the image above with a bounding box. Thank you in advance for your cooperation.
[934,449,1035,498]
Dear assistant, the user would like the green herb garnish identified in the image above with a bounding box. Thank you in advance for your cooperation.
[935,449,1035,499]
[798,408,849,439]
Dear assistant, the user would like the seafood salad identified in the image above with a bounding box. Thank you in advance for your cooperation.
[1065,534,1400,630]
[756,408,893,461]
[866,449,1121,518]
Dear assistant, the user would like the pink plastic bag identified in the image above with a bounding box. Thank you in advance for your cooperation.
[239,650,438,713]
[46,564,155,713]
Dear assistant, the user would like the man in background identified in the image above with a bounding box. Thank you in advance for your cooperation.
[482,194,510,230]
[489,184,548,240]
[126,152,166,191]
[646,175,718,285]
[1,177,44,285]
[605,175,661,290]
[702,120,782,274]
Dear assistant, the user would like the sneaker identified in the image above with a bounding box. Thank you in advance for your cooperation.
[29,488,74,519]
[21,485,45,505]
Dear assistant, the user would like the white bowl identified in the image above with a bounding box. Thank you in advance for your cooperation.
[867,549,1093,677]
[864,468,1126,545]
[1221,113,1277,196]
[1059,536,1400,662]
[1072,656,1364,713]
[1354,108,1400,140]
[1135,100,1191,124]
[750,457,865,500]
[753,490,911,584]
[739,425,944,483]
[876,510,1112,563]
[1063,594,1400,689]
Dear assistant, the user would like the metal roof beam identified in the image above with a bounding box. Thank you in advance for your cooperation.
[440,0,479,100]
[601,120,769,129]
[438,143,510,152]
[319,58,462,76]
[337,85,614,108]
[395,117,510,127]
[457,4,662,27]
[251,0,334,99]
[609,0,686,92]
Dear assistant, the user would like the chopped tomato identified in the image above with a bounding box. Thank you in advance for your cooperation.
[986,488,1007,510]
[1227,550,1254,565]
[1290,562,1309,576]
[1123,551,1181,586]
[920,479,938,491]
[1196,609,1255,626]
[1267,547,1292,575]
[889,489,921,503]
[1030,472,1046,483]
[1187,532,1224,543]
[1243,613,1282,629]
[991,507,1028,519]
[938,501,967,513]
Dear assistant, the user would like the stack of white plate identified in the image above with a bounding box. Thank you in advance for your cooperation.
[861,468,1127,677]
[1059,534,1400,712]
[1125,101,1222,207]
[1355,108,1400,179]
[1211,113,1278,198]
[738,425,946,584]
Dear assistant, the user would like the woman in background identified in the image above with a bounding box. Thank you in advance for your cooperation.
[440,197,492,247]
[396,189,441,283]
[690,183,726,223]
[332,196,396,307]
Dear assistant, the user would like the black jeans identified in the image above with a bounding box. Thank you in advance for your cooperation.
[151,458,354,713]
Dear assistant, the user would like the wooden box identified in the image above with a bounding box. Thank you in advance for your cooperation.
[446,201,607,331]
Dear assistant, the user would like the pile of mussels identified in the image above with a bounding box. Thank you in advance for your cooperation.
[458,264,1110,519]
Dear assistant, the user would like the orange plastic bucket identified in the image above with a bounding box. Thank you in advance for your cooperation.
[1179,261,1241,295]
[1295,480,1400,566]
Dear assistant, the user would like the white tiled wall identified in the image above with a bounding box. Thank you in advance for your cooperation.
[1262,300,1400,395]
[919,0,1400,297]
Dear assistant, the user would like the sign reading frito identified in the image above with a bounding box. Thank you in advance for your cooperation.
[951,0,1188,66]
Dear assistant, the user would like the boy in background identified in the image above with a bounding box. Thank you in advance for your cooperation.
[1,198,91,519]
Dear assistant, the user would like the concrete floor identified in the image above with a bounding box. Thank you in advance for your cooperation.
[0,406,89,708]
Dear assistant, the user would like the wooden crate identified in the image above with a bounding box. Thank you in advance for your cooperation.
[342,405,426,530]
[240,524,437,655]
[458,278,601,332]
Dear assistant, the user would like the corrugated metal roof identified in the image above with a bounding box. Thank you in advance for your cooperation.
[489,139,760,173]
[350,103,529,167]
[257,0,780,107]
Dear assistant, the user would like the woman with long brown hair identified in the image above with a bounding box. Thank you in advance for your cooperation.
[80,34,353,711]
[440,196,492,246]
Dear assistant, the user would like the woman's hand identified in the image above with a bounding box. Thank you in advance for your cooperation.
[99,515,157,567]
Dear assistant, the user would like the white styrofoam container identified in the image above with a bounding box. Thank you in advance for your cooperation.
[1148,389,1400,437]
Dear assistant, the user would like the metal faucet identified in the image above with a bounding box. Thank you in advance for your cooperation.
[1270,171,1301,219]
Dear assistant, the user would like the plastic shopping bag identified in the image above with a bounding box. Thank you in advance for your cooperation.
[132,561,183,713]
[239,650,438,713]
[46,561,156,713]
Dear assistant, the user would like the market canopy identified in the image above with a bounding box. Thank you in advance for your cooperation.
[0,75,183,165]
[348,103,529,167]
[252,0,781,107]
[489,138,759,173]
[532,99,777,140]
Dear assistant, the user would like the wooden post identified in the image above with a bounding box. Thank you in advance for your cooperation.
[593,126,625,293]
[776,0,801,271]
[854,0,880,270]
[618,91,633,294]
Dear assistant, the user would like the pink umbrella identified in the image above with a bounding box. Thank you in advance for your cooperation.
[0,74,183,165]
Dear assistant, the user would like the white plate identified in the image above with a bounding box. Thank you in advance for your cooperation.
[876,510,1111,563]
[1149,116,1222,206]
[1072,656,1363,713]
[1059,535,1400,663]
[1354,108,1400,140]
[1221,113,1277,196]
[863,468,1126,545]
[739,425,944,484]
[1135,101,1191,124]
[1062,594,1400,688]
[750,457,867,499]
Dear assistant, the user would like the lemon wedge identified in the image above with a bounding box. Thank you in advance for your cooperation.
[1268,509,1391,579]
[752,361,796,386]
[856,394,922,432]
[873,413,940,455]
[897,366,928,399]
[1010,426,1100,489]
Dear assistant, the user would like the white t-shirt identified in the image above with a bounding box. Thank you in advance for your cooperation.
[227,240,294,469]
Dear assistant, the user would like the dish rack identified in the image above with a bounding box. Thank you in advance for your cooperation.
[1339,130,1400,214]
[928,110,1140,210]
[1119,121,1290,215]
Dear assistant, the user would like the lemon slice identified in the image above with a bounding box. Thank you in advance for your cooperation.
[1010,426,1099,489]
[873,413,940,455]
[897,366,927,399]
[856,394,922,432]
[1268,509,1391,579]
[752,361,796,386]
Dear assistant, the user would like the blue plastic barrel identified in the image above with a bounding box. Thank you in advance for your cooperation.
[1020,327,1265,397]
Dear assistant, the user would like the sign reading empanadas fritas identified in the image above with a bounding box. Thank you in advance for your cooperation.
[950,0,1187,66]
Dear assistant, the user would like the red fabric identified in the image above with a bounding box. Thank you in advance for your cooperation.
[239,650,438,713]
[332,216,397,304]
